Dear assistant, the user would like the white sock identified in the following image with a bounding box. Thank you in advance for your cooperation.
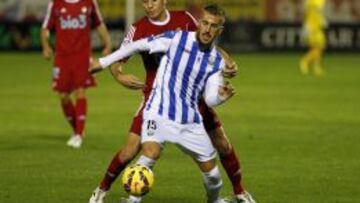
[136,155,156,168]
[202,166,223,203]
[128,195,142,203]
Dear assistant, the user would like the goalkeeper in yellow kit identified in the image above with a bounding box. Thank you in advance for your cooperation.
[300,0,327,76]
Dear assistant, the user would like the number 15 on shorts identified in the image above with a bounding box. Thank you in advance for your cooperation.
[146,120,157,136]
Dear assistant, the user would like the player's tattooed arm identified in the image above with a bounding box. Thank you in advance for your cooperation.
[109,62,144,90]
[40,28,53,60]
[216,46,238,78]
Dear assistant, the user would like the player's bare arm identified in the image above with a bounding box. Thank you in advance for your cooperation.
[109,62,144,90]
[96,23,112,55]
[217,46,238,78]
[40,28,53,60]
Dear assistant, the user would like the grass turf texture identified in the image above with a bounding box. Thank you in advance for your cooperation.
[0,53,359,203]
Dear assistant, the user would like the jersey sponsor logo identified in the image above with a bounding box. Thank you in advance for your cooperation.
[208,56,216,65]
[60,14,87,30]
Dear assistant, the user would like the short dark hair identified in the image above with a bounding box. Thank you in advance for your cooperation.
[204,3,226,22]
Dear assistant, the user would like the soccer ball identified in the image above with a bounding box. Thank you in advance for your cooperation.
[121,164,154,196]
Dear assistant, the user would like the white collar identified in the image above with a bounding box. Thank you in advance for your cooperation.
[148,10,170,26]
[65,0,80,3]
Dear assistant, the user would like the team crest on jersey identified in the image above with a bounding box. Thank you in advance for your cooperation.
[60,7,66,13]
[208,56,216,65]
[81,6,87,13]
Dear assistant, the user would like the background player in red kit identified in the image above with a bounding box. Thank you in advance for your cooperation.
[89,0,255,202]
[41,0,112,148]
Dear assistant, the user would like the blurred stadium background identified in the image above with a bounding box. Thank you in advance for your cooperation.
[0,1,359,203]
[0,0,359,52]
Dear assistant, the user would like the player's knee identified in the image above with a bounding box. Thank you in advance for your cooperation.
[120,144,141,162]
[59,93,71,102]
[142,142,161,160]
[74,88,86,99]
[202,166,223,189]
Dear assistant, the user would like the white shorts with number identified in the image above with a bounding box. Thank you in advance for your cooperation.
[141,113,216,162]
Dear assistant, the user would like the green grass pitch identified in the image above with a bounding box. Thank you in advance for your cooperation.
[0,53,359,203]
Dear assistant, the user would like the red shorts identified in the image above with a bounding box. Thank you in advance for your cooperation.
[52,54,96,93]
[129,98,222,135]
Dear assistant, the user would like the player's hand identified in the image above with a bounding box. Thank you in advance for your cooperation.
[42,46,53,60]
[117,74,144,90]
[222,59,238,78]
[89,58,103,74]
[219,81,235,102]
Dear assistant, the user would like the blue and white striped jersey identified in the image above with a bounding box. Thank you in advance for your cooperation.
[99,30,226,124]
[144,31,225,124]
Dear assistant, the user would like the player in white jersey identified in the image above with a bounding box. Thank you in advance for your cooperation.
[91,4,248,203]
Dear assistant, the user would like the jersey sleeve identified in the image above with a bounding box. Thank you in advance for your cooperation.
[42,1,56,29]
[203,70,225,107]
[146,31,176,53]
[120,25,137,48]
[90,0,103,27]
[184,11,198,31]
[99,31,176,68]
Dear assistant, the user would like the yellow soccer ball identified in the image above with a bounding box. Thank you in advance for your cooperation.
[121,164,154,196]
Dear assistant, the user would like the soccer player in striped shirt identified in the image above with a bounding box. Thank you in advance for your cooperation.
[90,4,255,203]
[41,0,112,148]
[89,0,253,202]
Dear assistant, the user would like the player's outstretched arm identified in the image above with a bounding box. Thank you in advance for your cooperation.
[216,46,238,78]
[40,28,53,60]
[89,38,150,74]
[90,33,173,74]
[96,23,112,55]
[109,62,144,90]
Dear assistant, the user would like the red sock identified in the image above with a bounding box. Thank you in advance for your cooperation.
[75,98,87,137]
[100,151,129,191]
[220,146,245,195]
[61,100,75,131]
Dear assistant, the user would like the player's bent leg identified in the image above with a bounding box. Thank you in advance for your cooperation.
[99,132,141,191]
[210,129,256,203]
[121,142,162,203]
[300,53,310,75]
[59,93,76,131]
[60,92,81,148]
[119,132,142,163]
[196,160,226,203]
[208,126,231,156]
[313,47,325,76]
[67,88,87,148]
[90,133,142,203]
[209,127,255,200]
[140,141,162,161]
